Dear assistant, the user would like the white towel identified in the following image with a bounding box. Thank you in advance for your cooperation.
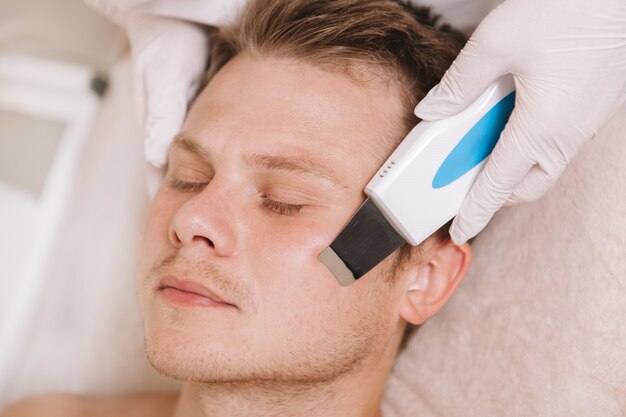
[383,104,626,416]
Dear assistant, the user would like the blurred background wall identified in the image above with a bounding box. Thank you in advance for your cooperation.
[0,0,177,406]
[0,0,125,70]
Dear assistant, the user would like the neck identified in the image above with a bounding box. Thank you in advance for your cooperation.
[171,328,402,417]
[173,379,380,417]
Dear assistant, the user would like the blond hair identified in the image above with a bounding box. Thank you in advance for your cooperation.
[206,0,465,131]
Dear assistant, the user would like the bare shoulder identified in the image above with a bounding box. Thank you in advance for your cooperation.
[1,393,84,417]
[1,393,178,417]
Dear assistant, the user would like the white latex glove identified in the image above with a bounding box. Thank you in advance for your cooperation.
[86,0,243,168]
[415,0,626,244]
[87,1,208,167]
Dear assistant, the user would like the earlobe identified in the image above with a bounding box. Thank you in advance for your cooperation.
[399,241,472,325]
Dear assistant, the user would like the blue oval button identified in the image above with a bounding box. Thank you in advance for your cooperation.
[432,91,515,189]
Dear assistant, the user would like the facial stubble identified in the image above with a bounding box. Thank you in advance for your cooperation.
[141,253,395,389]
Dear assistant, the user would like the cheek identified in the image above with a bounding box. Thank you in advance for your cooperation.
[252,261,397,361]
[244,191,370,304]
[245,211,378,321]
[247,214,337,286]
[251,189,366,267]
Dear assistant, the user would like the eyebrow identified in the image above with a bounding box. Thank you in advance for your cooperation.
[172,134,210,160]
[171,133,347,189]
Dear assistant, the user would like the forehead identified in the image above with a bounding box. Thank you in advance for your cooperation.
[183,54,405,185]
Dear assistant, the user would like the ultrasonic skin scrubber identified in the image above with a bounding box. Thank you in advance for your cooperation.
[320,75,516,286]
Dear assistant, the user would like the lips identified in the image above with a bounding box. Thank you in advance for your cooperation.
[158,275,235,308]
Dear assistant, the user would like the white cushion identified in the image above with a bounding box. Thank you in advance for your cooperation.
[383,104,626,416]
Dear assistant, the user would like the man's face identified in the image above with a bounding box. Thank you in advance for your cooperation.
[138,54,412,384]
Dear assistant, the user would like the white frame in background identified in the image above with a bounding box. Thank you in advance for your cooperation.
[0,54,102,391]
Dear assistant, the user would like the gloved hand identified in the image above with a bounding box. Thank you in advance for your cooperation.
[415,0,626,244]
[86,0,211,167]
[127,15,210,167]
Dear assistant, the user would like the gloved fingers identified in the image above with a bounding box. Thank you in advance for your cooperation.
[125,16,210,167]
[504,164,560,206]
[143,90,188,167]
[414,31,507,121]
[449,109,534,244]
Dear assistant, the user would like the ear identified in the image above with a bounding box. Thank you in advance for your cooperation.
[398,240,472,325]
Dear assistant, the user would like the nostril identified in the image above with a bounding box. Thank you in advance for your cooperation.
[170,228,183,247]
[193,235,214,247]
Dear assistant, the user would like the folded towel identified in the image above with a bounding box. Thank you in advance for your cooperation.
[383,104,626,416]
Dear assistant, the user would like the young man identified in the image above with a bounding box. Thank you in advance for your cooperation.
[2,1,470,416]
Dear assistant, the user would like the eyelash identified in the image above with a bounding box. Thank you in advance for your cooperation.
[169,179,206,192]
[260,197,303,215]
[169,179,304,216]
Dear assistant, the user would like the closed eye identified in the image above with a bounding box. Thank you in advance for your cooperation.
[169,179,207,192]
[260,197,303,216]
[169,180,304,216]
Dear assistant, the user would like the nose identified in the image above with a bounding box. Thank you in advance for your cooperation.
[169,180,240,259]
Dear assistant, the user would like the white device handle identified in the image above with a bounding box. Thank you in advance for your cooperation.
[365,75,515,245]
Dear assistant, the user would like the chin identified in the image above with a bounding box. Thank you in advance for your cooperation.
[143,317,378,387]
[144,326,240,383]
